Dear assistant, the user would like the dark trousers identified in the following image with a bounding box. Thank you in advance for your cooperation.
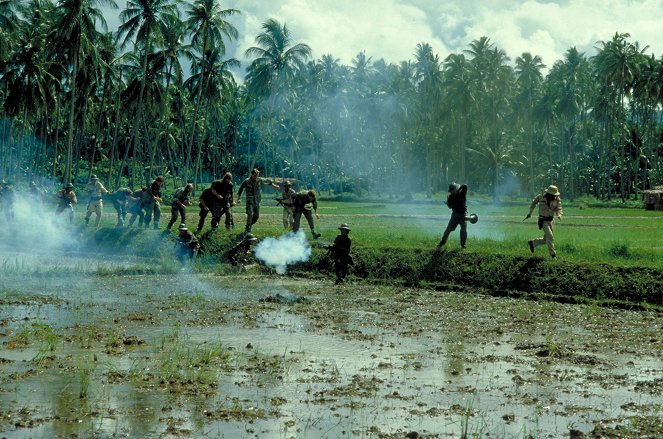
[293,208,314,233]
[440,212,467,247]
[168,204,186,229]
[245,203,259,232]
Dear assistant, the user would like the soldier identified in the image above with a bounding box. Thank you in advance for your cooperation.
[143,176,164,229]
[325,223,353,284]
[236,168,279,233]
[109,188,135,227]
[525,184,563,259]
[279,181,295,230]
[167,183,194,230]
[291,190,321,239]
[83,175,109,227]
[0,180,15,220]
[174,224,199,264]
[127,187,147,227]
[210,172,235,230]
[196,184,218,233]
[438,182,468,249]
[226,233,258,266]
[55,183,77,222]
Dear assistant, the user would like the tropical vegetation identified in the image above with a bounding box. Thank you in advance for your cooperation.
[1,0,662,200]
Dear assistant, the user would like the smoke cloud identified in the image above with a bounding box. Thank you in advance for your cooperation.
[254,230,312,274]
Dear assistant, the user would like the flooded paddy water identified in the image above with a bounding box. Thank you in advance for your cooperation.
[0,251,662,438]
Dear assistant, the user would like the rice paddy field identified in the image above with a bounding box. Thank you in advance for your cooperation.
[0,196,661,438]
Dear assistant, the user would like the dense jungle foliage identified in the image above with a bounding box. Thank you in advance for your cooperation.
[1,0,662,199]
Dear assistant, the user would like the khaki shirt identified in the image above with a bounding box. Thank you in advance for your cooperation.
[237,177,274,205]
[529,193,562,218]
[85,180,108,199]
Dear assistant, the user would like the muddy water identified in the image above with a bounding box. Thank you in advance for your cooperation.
[1,262,662,438]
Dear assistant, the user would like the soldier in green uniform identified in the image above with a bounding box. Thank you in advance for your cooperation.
[0,180,15,220]
[291,190,321,239]
[210,172,235,230]
[127,187,146,227]
[166,183,194,230]
[438,182,468,248]
[55,183,77,223]
[226,233,258,266]
[196,185,218,233]
[236,168,279,233]
[174,224,199,264]
[325,223,352,284]
[143,176,164,229]
[83,175,109,227]
[525,184,563,259]
[109,188,135,227]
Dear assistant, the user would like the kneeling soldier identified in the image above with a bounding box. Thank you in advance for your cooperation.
[226,233,258,266]
[175,224,199,264]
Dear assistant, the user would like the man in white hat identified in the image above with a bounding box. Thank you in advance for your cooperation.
[525,184,563,259]
[438,182,468,249]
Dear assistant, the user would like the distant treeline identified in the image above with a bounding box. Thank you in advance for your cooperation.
[0,0,662,199]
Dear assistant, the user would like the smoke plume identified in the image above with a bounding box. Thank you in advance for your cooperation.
[254,230,311,274]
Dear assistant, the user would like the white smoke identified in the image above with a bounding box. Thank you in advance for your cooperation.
[254,230,312,274]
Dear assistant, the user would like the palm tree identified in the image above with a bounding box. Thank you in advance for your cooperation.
[51,0,117,184]
[118,0,177,186]
[514,52,545,193]
[443,53,473,183]
[184,0,238,181]
[244,18,312,170]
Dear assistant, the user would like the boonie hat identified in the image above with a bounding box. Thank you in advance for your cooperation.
[90,174,98,180]
[338,223,351,231]
[244,233,258,242]
[178,224,188,231]
[546,185,560,196]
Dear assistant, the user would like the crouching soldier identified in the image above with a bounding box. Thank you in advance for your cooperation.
[83,175,109,227]
[174,224,199,264]
[55,183,77,223]
[127,187,146,227]
[167,183,194,230]
[325,223,353,284]
[109,188,135,227]
[226,233,258,266]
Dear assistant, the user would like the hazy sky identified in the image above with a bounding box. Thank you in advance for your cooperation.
[105,0,663,73]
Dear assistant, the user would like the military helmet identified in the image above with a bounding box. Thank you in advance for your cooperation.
[90,174,98,180]
[65,183,74,189]
[448,182,461,194]
[178,224,188,232]
[243,233,258,242]
[338,223,351,231]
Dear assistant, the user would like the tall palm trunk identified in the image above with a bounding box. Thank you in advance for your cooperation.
[64,48,78,184]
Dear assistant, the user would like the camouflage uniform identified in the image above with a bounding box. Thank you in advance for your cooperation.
[109,188,134,227]
[55,185,77,223]
[83,177,109,227]
[196,187,218,233]
[291,191,321,238]
[439,183,468,248]
[237,175,276,233]
[211,179,234,229]
[174,225,199,264]
[143,179,163,229]
[0,181,15,220]
[226,234,258,266]
[127,188,146,227]
[167,185,193,230]
[527,185,563,259]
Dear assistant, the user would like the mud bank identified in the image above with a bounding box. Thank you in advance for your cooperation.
[1,269,661,438]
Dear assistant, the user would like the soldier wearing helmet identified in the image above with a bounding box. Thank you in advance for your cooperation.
[226,233,258,266]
